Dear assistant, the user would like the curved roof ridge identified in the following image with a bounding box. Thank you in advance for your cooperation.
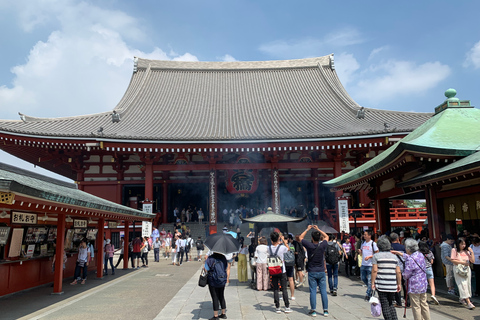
[114,65,152,115]
[136,54,333,71]
[17,111,111,123]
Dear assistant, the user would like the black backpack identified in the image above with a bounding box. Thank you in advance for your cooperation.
[207,258,227,287]
[185,239,191,252]
[196,239,204,250]
[325,242,340,265]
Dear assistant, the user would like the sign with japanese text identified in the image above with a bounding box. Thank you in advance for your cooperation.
[11,212,37,225]
[338,199,350,234]
[0,227,10,245]
[8,228,24,257]
[143,203,153,213]
[142,221,152,237]
[108,221,118,228]
[74,219,88,228]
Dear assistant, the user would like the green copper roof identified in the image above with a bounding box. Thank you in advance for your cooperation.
[0,162,153,219]
[399,151,480,187]
[324,96,480,189]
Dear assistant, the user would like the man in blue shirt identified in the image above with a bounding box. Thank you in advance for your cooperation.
[300,225,329,317]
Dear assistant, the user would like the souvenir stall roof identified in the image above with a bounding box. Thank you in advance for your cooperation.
[0,54,431,142]
[0,162,153,219]
[324,92,480,191]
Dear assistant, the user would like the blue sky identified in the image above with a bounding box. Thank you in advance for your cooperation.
[0,0,479,181]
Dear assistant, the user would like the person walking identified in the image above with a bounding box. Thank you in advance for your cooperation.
[176,234,186,266]
[371,236,402,320]
[470,236,480,297]
[114,237,124,269]
[325,234,343,296]
[299,224,329,317]
[153,236,161,262]
[402,239,431,320]
[185,234,193,262]
[132,236,142,269]
[390,232,407,308]
[204,252,228,320]
[440,234,456,295]
[342,237,353,277]
[196,236,205,261]
[237,237,248,283]
[70,239,90,285]
[268,231,292,314]
[451,238,475,309]
[255,237,269,291]
[104,239,115,275]
[358,230,379,301]
[286,234,296,301]
[293,234,306,287]
[418,241,439,305]
[140,236,149,267]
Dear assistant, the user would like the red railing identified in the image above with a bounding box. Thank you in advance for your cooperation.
[324,207,427,223]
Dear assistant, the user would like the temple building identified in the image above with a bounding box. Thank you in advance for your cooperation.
[0,54,432,233]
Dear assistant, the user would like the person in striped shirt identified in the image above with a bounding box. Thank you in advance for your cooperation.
[371,236,402,320]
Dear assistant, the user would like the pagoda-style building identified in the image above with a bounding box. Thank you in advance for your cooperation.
[0,54,432,232]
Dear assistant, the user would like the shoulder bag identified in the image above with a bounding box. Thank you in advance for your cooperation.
[198,268,208,287]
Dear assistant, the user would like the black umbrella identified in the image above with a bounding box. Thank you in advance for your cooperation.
[318,224,339,234]
[204,232,240,255]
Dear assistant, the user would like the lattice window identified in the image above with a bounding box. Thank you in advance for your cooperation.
[0,192,15,204]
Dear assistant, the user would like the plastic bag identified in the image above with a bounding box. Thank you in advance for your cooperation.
[369,294,382,317]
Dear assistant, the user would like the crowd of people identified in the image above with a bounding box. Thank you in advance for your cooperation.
[198,226,479,319]
[76,221,478,320]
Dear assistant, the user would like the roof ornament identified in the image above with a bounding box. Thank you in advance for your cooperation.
[329,55,335,70]
[133,57,138,73]
[111,110,121,123]
[91,127,104,136]
[435,88,472,114]
[18,112,26,122]
[356,107,365,119]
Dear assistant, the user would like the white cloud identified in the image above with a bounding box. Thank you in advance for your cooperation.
[220,54,237,62]
[0,1,198,120]
[259,28,364,59]
[368,46,389,60]
[464,40,480,69]
[352,60,451,104]
[335,52,360,86]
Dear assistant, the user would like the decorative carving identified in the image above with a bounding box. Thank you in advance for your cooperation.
[209,170,216,225]
[273,169,280,214]
[0,192,14,204]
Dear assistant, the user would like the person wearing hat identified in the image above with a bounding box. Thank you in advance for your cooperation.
[104,239,115,275]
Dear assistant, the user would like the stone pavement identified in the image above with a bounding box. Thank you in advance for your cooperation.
[155,262,463,320]
[1,251,478,320]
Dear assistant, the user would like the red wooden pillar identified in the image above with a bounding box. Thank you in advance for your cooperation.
[271,166,280,214]
[77,170,85,191]
[209,168,217,234]
[53,214,66,294]
[144,161,154,202]
[123,220,130,269]
[426,187,442,242]
[162,181,168,224]
[97,218,105,278]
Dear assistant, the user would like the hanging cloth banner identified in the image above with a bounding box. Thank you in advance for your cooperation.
[226,169,259,194]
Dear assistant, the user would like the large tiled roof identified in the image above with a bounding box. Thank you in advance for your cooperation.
[0,54,431,142]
